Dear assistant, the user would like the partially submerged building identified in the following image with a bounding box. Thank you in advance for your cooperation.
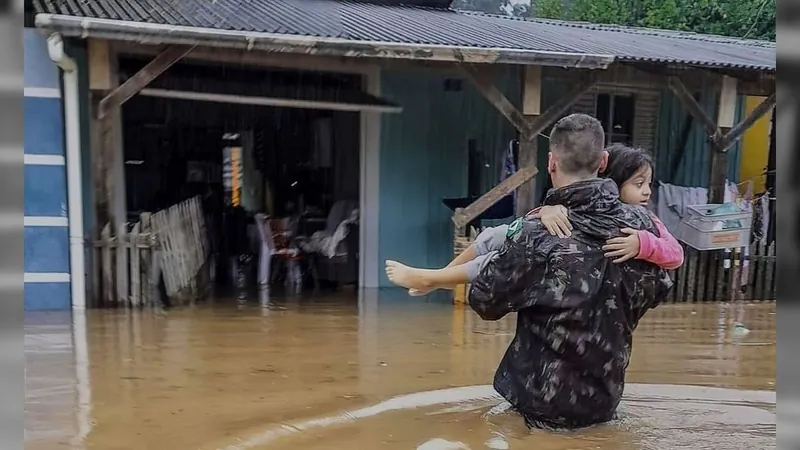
[24,0,775,310]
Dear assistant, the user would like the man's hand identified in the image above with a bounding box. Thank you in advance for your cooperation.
[602,228,640,263]
[535,205,572,238]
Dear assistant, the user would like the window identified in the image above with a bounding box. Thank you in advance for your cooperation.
[595,93,635,145]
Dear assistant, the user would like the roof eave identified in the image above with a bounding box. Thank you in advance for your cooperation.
[34,13,616,69]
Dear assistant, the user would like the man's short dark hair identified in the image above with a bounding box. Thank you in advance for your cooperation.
[549,114,606,176]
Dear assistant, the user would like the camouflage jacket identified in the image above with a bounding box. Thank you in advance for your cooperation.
[468,178,674,429]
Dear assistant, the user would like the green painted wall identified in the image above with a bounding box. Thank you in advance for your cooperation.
[377,67,521,286]
[654,89,744,187]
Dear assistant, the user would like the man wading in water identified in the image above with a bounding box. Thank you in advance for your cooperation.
[468,114,673,430]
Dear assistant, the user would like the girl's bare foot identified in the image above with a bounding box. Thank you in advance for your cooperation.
[385,260,432,291]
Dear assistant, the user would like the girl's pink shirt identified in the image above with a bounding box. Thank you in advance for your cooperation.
[636,215,685,270]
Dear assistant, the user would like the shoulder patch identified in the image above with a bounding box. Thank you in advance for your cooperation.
[506,218,523,241]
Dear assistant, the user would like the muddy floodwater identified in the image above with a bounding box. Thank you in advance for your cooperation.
[25,291,776,450]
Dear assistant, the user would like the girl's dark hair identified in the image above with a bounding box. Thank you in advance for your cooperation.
[600,144,654,187]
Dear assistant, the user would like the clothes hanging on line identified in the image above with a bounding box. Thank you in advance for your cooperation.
[500,140,518,210]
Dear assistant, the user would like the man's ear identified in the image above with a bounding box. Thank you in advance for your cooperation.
[547,152,556,174]
[597,151,609,173]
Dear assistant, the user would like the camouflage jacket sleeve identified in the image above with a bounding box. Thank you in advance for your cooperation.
[467,219,546,321]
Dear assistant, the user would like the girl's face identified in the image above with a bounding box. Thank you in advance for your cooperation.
[619,165,653,207]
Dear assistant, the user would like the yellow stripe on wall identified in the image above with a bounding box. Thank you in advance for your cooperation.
[739,96,772,193]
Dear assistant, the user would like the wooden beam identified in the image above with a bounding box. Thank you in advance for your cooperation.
[667,76,721,141]
[96,45,193,228]
[459,64,531,136]
[719,92,777,151]
[452,165,538,229]
[113,42,379,75]
[99,45,195,116]
[523,72,600,142]
[517,66,542,216]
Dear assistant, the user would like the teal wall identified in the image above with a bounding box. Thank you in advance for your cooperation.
[377,67,521,286]
[654,89,744,187]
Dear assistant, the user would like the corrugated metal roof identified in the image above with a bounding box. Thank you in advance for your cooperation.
[30,0,775,71]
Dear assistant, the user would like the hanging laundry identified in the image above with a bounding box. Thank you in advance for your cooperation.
[750,194,771,244]
[499,140,518,212]
[657,181,753,289]
[656,181,707,237]
[752,196,765,244]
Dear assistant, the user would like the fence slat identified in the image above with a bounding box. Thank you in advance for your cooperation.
[714,249,727,302]
[92,245,101,308]
[140,213,152,307]
[685,248,698,302]
[101,224,114,305]
[765,243,775,300]
[130,222,141,308]
[116,223,129,307]
[755,240,766,301]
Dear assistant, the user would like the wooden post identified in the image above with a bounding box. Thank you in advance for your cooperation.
[517,66,541,216]
[88,40,115,232]
[709,75,738,203]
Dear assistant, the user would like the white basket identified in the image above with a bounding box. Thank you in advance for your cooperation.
[677,204,752,251]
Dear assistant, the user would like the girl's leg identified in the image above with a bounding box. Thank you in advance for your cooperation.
[386,253,496,292]
[408,224,508,295]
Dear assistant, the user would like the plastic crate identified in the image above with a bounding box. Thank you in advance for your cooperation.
[677,204,752,251]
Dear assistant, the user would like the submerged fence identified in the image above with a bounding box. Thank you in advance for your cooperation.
[667,242,776,303]
[92,196,210,308]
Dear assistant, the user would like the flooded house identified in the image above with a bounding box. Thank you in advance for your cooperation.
[22,2,778,449]
[23,0,775,311]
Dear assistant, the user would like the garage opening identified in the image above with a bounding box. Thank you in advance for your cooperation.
[120,58,395,297]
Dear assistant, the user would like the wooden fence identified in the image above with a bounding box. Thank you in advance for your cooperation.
[92,196,210,308]
[666,241,776,302]
[452,226,776,304]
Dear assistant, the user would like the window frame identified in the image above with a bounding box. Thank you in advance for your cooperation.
[595,92,636,146]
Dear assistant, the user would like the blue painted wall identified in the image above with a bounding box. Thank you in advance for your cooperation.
[377,67,521,286]
[654,89,744,187]
[24,28,70,310]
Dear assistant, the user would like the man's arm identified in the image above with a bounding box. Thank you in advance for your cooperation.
[467,220,545,320]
